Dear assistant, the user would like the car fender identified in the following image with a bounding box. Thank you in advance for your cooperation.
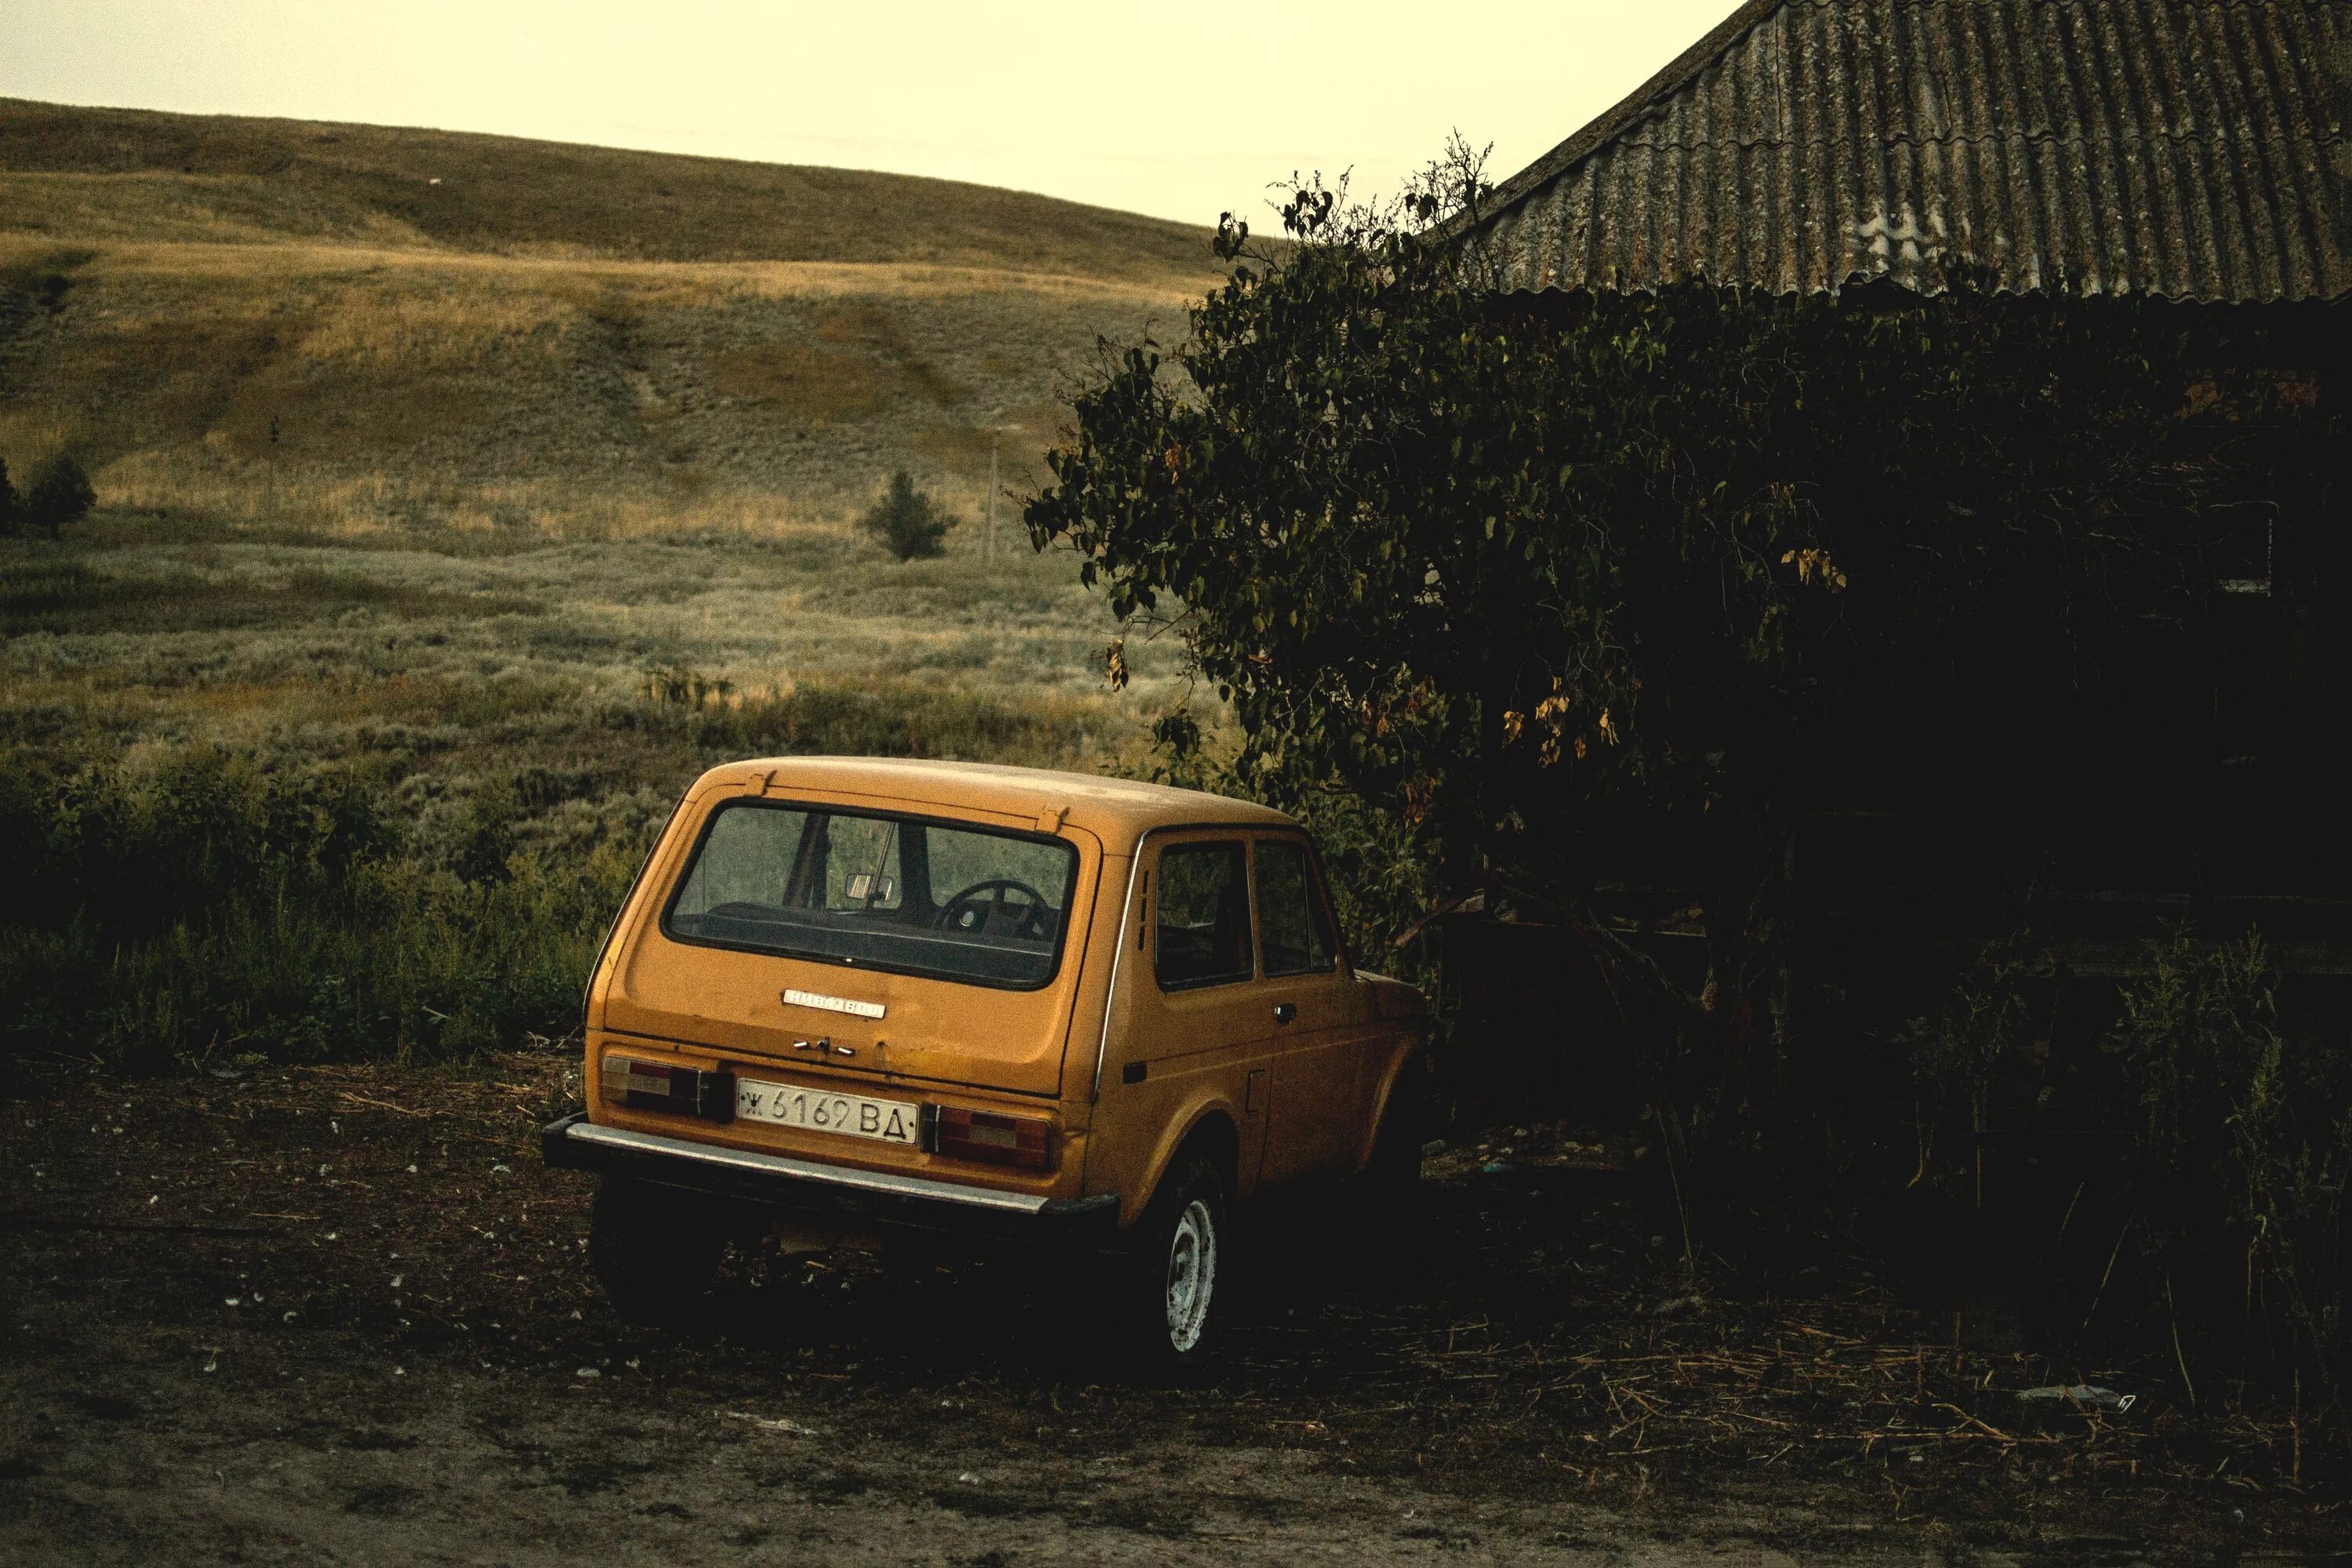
[1352,1033,1428,1171]
[1124,1093,1246,1230]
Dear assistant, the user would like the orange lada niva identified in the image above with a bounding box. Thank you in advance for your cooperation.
[541,757,1431,1370]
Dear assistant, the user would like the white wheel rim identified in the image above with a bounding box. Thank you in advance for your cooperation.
[1163,1198,1217,1353]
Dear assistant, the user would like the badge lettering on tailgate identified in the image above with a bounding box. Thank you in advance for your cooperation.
[782,987,885,1020]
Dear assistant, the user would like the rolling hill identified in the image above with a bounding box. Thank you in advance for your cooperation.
[0,97,1221,533]
[0,97,1214,277]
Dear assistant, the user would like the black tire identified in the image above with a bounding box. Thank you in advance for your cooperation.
[587,1176,730,1326]
[1112,1147,1229,1379]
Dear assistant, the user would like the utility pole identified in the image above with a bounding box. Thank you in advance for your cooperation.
[985,427,1000,561]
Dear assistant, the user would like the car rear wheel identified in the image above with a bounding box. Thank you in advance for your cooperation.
[1363,1066,1428,1199]
[1116,1149,1226,1377]
[1338,1067,1432,1271]
[588,1175,729,1326]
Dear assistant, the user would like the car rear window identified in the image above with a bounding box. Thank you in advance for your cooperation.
[662,801,1080,989]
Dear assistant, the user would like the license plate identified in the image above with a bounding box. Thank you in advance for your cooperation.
[735,1078,920,1146]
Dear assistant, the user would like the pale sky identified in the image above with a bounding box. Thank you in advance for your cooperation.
[0,1,1740,226]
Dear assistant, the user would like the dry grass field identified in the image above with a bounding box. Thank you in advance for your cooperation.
[0,237,1203,529]
[1,97,1222,764]
[0,99,1220,1070]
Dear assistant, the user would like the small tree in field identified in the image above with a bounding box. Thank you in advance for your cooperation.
[23,453,95,539]
[860,470,953,561]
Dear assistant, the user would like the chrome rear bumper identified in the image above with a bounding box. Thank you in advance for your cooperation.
[540,1113,1120,1242]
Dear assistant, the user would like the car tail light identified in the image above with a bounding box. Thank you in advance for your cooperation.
[925,1104,1052,1170]
[601,1054,735,1122]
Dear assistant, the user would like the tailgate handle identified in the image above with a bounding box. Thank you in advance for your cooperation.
[791,1036,855,1058]
[1272,1002,1297,1025]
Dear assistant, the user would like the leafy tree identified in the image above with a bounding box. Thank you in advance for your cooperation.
[23,452,96,538]
[1027,145,2245,1185]
[860,469,953,561]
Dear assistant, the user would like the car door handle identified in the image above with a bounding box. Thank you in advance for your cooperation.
[1272,1002,1297,1025]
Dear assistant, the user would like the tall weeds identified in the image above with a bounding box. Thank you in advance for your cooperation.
[1,673,1139,1076]
[2108,934,2351,1426]
[0,750,645,1073]
[634,666,1129,766]
[1904,927,2352,1432]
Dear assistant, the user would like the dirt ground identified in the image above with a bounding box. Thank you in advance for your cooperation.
[4,1054,2345,1566]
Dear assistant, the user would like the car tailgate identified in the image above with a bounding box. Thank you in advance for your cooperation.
[601,893,1102,1101]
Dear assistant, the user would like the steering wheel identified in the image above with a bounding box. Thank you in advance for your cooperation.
[933,878,1054,940]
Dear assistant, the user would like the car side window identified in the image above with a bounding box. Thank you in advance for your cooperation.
[1155,841,1254,989]
[1254,838,1337,978]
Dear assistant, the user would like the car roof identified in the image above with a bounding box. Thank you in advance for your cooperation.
[689,756,1298,846]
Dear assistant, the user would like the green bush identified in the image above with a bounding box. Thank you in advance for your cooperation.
[1902,927,2352,1429]
[2107,934,2351,1421]
[1,749,396,939]
[858,469,953,561]
[0,670,1127,1076]
[0,455,16,535]
[449,775,521,887]
[0,752,649,1073]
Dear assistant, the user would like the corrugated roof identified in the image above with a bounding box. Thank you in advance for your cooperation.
[1471,0,2350,301]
